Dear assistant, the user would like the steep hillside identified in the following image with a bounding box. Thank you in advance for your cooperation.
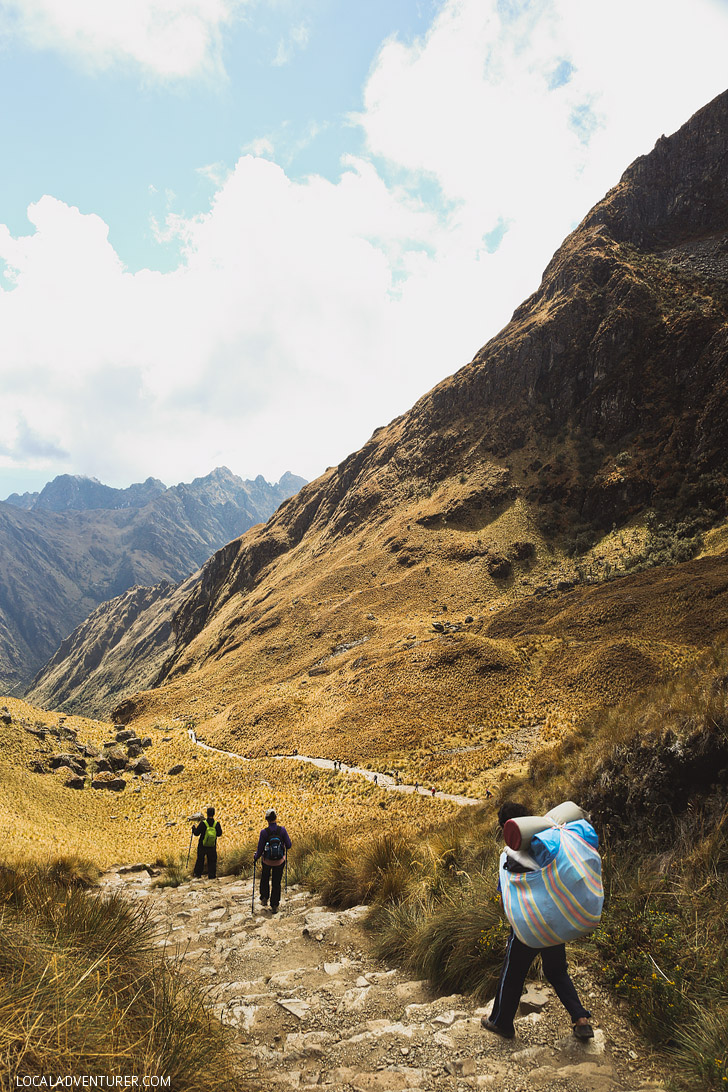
[36,92,728,794]
[0,467,305,693]
[26,579,188,716]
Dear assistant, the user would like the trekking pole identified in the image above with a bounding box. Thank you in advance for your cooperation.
[186,825,194,867]
[285,854,288,897]
[251,860,256,914]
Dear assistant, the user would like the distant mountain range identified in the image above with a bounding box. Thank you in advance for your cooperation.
[0,467,306,693]
[3,475,168,512]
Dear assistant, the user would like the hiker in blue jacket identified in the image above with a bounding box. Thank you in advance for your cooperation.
[482,801,593,1041]
[253,808,292,913]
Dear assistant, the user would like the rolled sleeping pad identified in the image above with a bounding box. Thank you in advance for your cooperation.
[546,801,586,827]
[503,801,586,851]
[503,814,549,851]
[530,818,599,868]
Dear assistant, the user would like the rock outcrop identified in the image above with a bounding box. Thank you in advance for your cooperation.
[2,705,159,793]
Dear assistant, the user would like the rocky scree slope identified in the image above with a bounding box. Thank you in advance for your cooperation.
[37,92,728,780]
[0,468,305,694]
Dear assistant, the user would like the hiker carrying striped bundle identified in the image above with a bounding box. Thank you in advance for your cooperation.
[482,800,603,1042]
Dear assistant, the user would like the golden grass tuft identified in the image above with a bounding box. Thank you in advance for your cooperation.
[0,857,248,1091]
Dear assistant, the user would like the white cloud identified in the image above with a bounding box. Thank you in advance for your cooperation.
[360,0,728,287]
[2,0,728,488]
[0,166,462,484]
[0,0,248,79]
[272,21,310,67]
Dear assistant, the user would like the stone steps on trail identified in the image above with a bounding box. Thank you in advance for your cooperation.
[100,868,670,1092]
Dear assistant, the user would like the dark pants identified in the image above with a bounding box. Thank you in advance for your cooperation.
[194,844,217,879]
[490,931,590,1035]
[260,862,284,908]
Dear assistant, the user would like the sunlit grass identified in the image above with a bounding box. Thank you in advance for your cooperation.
[0,857,248,1091]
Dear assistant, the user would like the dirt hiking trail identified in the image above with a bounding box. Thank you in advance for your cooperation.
[103,867,673,1092]
[188,729,480,806]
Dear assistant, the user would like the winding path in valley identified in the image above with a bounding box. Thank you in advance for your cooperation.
[186,729,483,808]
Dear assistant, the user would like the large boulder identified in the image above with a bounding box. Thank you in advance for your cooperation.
[103,746,128,772]
[131,756,152,775]
[49,754,86,776]
[91,777,126,792]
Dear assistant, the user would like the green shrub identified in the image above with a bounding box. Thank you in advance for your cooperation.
[594,901,690,1039]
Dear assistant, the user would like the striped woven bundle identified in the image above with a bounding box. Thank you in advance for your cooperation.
[498,823,604,948]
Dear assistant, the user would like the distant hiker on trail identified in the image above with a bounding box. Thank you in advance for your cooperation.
[481,801,594,1042]
[430,786,436,797]
[253,808,292,913]
[373,774,378,785]
[192,806,222,880]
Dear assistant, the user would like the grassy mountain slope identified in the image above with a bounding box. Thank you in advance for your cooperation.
[86,91,728,786]
[25,92,728,804]
[5,91,728,1091]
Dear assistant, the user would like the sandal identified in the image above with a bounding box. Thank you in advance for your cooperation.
[573,1021,594,1040]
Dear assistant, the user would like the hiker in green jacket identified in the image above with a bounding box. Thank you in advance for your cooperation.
[192,806,222,879]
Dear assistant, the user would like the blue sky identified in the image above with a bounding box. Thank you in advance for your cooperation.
[1,0,727,496]
[0,1,433,274]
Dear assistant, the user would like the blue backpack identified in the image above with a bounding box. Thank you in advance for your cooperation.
[264,830,286,861]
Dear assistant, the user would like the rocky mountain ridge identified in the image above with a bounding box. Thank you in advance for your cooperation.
[0,467,306,694]
[27,92,728,794]
[3,474,167,512]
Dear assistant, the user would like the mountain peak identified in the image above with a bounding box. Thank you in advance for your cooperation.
[31,474,167,513]
[582,87,728,249]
